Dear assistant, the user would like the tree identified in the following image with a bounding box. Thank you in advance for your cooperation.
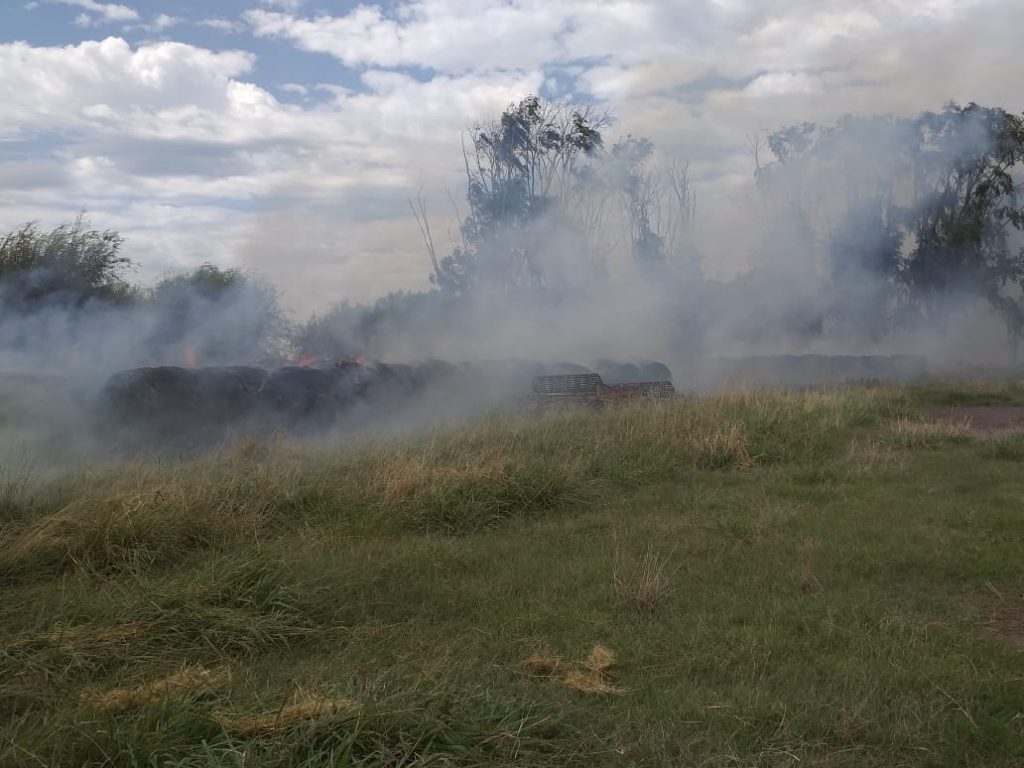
[610,137,696,272]
[432,95,610,297]
[292,301,373,360]
[147,264,289,364]
[0,215,133,312]
[758,103,1024,350]
[901,104,1024,339]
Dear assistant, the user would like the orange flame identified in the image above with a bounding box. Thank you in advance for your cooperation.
[183,343,199,369]
[297,355,316,367]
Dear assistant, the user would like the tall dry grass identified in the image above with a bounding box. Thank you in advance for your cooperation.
[0,387,909,581]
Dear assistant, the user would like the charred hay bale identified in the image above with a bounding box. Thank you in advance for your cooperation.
[466,360,574,397]
[98,366,206,448]
[591,359,676,384]
[326,364,372,405]
[546,362,593,375]
[418,359,460,385]
[889,355,928,378]
[638,361,673,382]
[362,363,428,403]
[592,360,642,385]
[100,367,201,421]
[192,366,267,425]
[260,367,341,427]
[450,361,497,395]
[481,359,548,383]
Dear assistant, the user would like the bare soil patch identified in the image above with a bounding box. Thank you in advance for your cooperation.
[923,406,1024,435]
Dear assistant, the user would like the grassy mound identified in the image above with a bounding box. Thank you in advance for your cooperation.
[1,384,1022,766]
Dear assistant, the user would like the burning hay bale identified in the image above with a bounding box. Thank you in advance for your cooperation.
[98,363,374,448]
[96,358,675,449]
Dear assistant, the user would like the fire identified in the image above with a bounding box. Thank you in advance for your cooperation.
[183,343,199,369]
[296,355,316,367]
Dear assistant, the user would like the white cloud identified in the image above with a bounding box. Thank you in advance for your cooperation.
[0,35,540,302]
[259,0,304,10]
[744,71,820,98]
[51,0,139,22]
[244,1,671,73]
[3,1,1024,308]
[197,18,244,33]
[150,13,183,31]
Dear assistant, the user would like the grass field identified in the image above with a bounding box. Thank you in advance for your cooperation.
[1,383,1022,766]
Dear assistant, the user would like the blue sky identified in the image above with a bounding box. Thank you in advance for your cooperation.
[1,0,1021,312]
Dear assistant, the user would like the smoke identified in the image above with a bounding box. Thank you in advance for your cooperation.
[0,270,285,380]
[0,235,290,469]
[1,98,1022,467]
[284,101,1023,384]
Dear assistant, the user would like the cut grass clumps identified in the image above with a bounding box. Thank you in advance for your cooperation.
[1,555,321,696]
[9,680,584,768]
[522,645,625,695]
[232,684,580,767]
[213,691,359,737]
[85,663,227,712]
[0,465,294,581]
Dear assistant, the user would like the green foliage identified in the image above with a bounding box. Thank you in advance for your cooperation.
[292,292,452,360]
[760,103,1024,343]
[904,104,1024,314]
[434,95,609,297]
[146,263,290,363]
[152,264,246,299]
[0,215,134,310]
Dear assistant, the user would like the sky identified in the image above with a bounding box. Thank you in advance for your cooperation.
[1,0,1022,316]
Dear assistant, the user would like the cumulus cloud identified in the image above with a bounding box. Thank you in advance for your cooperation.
[2,0,1023,310]
[0,38,261,146]
[243,1,674,73]
[0,34,539,298]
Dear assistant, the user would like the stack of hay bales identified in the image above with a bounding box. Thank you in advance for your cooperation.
[97,358,674,450]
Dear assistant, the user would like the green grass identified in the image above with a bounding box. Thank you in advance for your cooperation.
[1,385,1022,766]
[907,377,1024,406]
